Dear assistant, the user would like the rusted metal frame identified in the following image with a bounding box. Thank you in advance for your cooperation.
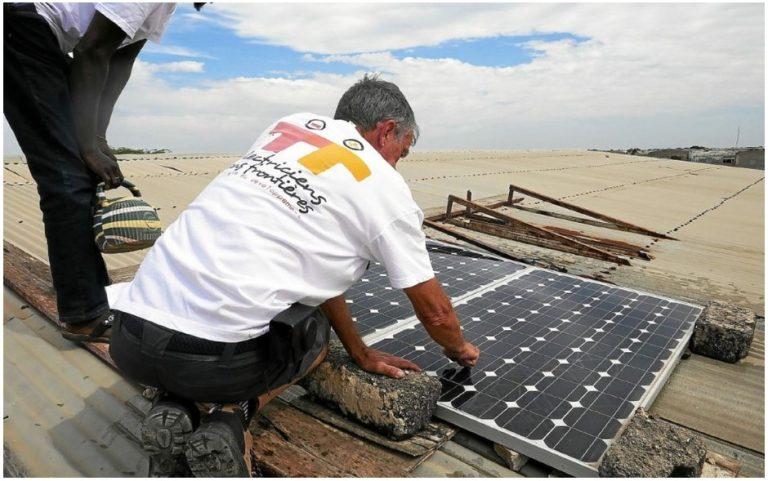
[453,218,631,266]
[423,219,529,263]
[445,196,631,266]
[505,183,675,239]
[508,205,619,231]
[428,195,524,222]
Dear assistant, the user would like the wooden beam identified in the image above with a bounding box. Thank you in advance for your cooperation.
[454,218,631,266]
[423,219,528,263]
[505,183,675,239]
[445,196,631,266]
[253,399,416,477]
[544,225,652,260]
[3,241,113,364]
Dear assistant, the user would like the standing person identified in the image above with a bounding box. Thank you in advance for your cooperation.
[107,75,480,477]
[4,3,178,341]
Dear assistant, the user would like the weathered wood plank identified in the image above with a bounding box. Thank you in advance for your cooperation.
[287,394,456,458]
[3,241,113,365]
[256,399,413,477]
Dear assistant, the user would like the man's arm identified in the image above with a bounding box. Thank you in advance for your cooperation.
[96,39,146,158]
[404,277,480,367]
[70,12,128,188]
[321,294,420,378]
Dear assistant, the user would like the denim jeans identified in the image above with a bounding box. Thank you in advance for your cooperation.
[4,4,110,324]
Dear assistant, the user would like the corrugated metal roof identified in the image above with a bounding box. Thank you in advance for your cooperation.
[651,327,765,453]
[3,288,146,477]
[4,150,764,476]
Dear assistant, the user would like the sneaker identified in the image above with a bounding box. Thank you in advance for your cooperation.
[141,400,197,477]
[185,405,253,477]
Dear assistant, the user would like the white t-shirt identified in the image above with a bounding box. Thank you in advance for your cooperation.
[108,113,434,342]
[34,3,176,54]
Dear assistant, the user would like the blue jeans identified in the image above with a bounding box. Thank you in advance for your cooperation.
[4,4,110,324]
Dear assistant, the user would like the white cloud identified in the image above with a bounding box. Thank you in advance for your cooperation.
[142,44,214,59]
[3,3,764,155]
[142,60,205,73]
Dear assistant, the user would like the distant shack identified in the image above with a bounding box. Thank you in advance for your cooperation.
[630,147,764,170]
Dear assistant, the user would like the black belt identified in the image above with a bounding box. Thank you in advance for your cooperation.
[118,311,269,356]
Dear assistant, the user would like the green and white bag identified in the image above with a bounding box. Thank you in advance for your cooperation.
[93,180,162,254]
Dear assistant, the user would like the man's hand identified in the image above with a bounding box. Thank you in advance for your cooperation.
[83,149,123,189]
[444,341,480,367]
[353,347,422,379]
[96,136,118,162]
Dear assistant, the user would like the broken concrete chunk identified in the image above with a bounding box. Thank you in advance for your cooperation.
[493,443,528,472]
[299,340,441,440]
[598,409,707,477]
[701,451,741,478]
[690,301,756,363]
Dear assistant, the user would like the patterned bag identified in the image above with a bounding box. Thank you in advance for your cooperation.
[93,180,162,253]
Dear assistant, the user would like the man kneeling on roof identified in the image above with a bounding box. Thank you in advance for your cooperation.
[107,75,480,477]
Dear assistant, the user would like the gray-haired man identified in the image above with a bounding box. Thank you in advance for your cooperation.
[107,75,480,477]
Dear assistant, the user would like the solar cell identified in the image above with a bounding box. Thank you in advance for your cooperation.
[345,241,525,336]
[369,267,702,475]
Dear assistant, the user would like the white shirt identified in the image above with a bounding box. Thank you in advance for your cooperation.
[108,113,434,342]
[34,3,176,54]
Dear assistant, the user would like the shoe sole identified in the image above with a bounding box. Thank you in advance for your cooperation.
[185,423,249,477]
[141,403,195,457]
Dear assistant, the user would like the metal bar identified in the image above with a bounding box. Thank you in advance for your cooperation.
[446,196,631,266]
[509,205,618,231]
[505,183,675,239]
[465,190,472,217]
[426,196,525,222]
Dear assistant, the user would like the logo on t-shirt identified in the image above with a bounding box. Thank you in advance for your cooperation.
[305,119,326,130]
[224,120,374,216]
[343,139,364,151]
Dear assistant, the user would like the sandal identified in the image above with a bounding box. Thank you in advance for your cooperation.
[61,311,114,343]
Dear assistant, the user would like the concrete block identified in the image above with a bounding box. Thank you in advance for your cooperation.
[598,409,707,477]
[299,341,441,440]
[690,301,756,363]
[493,443,528,472]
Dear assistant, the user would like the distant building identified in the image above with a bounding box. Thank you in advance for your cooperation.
[688,148,764,170]
[735,148,764,170]
[644,149,689,161]
[688,149,736,166]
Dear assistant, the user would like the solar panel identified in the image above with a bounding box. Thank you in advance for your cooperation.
[345,241,525,336]
[369,267,701,476]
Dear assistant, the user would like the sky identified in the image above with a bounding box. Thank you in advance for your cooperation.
[3,2,765,155]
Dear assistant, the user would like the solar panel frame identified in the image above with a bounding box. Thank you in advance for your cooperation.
[366,265,702,476]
